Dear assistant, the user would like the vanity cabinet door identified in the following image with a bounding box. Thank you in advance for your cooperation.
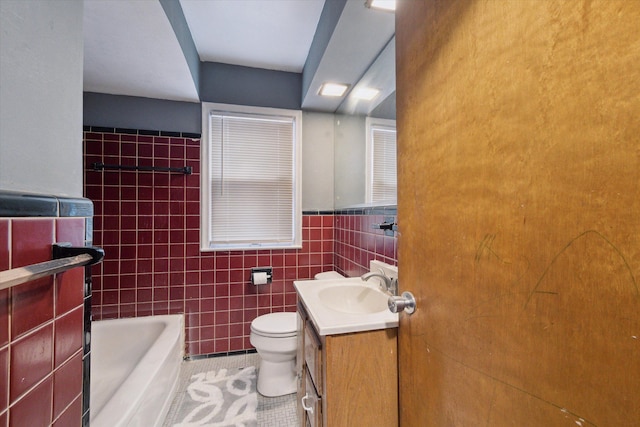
[296,302,398,426]
[296,308,307,426]
[303,321,323,395]
[303,370,322,427]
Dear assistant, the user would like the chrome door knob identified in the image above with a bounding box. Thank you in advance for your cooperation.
[388,291,416,314]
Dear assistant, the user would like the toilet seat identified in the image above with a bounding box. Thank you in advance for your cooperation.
[251,312,297,338]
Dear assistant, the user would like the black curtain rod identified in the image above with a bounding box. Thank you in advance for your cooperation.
[92,162,192,175]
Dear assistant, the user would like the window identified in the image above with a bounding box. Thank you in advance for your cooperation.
[201,103,302,250]
[366,117,397,204]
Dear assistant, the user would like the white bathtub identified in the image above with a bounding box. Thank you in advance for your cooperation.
[90,314,184,427]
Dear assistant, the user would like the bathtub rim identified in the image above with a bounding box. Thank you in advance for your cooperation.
[90,314,184,427]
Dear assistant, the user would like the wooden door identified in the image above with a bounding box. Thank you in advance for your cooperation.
[395,1,639,425]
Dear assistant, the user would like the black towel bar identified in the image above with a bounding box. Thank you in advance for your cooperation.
[92,162,192,175]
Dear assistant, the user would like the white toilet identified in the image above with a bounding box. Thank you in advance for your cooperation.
[250,271,344,397]
[250,312,298,397]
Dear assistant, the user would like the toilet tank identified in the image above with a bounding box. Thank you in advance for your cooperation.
[314,271,344,280]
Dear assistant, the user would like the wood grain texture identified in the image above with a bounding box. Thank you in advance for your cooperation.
[396,0,639,425]
[325,328,398,427]
[305,321,323,395]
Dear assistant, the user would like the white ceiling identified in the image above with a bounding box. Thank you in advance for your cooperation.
[82,0,395,113]
[83,0,199,101]
[181,0,325,73]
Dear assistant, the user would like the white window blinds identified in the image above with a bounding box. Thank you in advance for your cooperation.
[202,106,301,250]
[367,119,397,204]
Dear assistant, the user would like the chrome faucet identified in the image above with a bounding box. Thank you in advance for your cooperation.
[361,269,398,295]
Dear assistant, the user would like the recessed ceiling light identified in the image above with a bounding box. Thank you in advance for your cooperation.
[352,87,380,101]
[365,0,396,12]
[319,83,349,97]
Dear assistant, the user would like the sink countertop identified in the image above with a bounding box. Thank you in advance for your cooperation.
[294,277,399,336]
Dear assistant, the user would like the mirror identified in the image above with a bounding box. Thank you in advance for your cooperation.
[333,37,396,209]
[334,114,367,208]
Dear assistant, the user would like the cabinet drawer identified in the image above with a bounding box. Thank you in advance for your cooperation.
[302,370,322,427]
[304,321,323,395]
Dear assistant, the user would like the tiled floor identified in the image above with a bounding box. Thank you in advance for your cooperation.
[163,352,297,427]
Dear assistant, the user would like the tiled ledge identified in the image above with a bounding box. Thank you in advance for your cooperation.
[303,205,397,216]
[333,205,397,216]
[0,190,93,218]
[302,210,336,215]
[83,125,201,139]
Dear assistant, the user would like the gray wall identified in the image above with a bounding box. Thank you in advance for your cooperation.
[200,62,301,110]
[84,92,201,134]
[0,0,84,197]
[302,0,347,101]
[159,0,199,96]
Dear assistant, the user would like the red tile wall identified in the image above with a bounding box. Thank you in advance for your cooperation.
[83,128,398,357]
[83,130,335,356]
[0,217,86,426]
[334,213,398,277]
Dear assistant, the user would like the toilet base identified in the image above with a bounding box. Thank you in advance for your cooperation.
[257,358,297,397]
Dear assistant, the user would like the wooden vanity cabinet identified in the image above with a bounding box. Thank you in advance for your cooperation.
[296,308,307,425]
[297,302,399,427]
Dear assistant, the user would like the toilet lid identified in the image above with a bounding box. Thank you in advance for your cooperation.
[251,312,297,337]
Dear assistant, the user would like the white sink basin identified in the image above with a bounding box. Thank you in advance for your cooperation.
[318,285,388,314]
[294,277,399,336]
